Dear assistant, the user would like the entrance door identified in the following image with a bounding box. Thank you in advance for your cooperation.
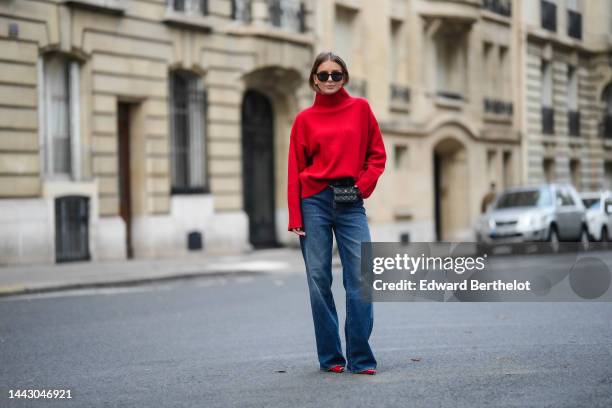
[117,102,134,258]
[241,90,278,248]
[433,138,469,241]
[55,196,90,263]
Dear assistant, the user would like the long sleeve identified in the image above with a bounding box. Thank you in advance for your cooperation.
[287,116,307,230]
[355,104,386,199]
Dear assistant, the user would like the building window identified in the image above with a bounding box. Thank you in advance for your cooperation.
[570,159,581,190]
[609,2,612,36]
[394,145,409,171]
[567,65,580,136]
[541,0,557,32]
[231,0,252,23]
[483,42,494,98]
[543,158,555,182]
[482,0,512,17]
[566,0,582,40]
[541,60,554,135]
[389,18,403,84]
[435,28,467,100]
[335,5,366,97]
[502,151,512,188]
[602,84,612,139]
[167,0,208,16]
[268,0,307,33]
[335,5,357,67]
[41,53,80,178]
[604,161,612,190]
[487,150,497,177]
[169,71,208,194]
[499,46,510,100]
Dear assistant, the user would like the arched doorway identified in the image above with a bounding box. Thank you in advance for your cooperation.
[433,138,469,241]
[241,89,278,248]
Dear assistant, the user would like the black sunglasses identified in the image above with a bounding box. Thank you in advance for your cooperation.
[316,71,344,82]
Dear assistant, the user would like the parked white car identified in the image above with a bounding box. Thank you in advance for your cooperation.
[475,184,589,250]
[580,191,612,241]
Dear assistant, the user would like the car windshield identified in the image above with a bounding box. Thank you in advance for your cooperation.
[582,198,600,209]
[494,189,551,209]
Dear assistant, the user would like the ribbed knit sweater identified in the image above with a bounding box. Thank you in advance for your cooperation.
[287,87,387,231]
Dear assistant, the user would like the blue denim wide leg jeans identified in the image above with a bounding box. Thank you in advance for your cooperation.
[299,187,376,373]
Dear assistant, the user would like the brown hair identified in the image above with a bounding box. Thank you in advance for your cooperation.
[308,51,350,92]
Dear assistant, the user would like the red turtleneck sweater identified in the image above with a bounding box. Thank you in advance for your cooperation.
[287,87,387,231]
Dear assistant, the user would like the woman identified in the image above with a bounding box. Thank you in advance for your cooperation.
[287,51,386,375]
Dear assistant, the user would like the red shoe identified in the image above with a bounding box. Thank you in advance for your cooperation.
[356,368,377,375]
[327,365,345,373]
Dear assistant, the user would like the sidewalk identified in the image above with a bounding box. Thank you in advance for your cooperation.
[0,248,343,297]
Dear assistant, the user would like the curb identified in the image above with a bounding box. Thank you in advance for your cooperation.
[0,270,266,298]
[0,257,343,298]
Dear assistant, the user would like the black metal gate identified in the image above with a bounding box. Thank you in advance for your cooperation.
[242,90,278,248]
[55,196,90,263]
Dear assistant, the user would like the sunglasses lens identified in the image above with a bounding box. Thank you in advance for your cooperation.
[331,72,343,82]
[316,71,344,82]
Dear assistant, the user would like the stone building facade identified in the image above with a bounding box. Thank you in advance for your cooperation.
[519,0,612,191]
[1,0,611,265]
[0,0,316,264]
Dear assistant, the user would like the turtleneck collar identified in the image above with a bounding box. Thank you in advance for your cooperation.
[313,87,351,109]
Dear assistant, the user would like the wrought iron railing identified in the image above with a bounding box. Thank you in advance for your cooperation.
[484,98,513,115]
[482,0,512,17]
[389,84,410,111]
[167,0,208,16]
[390,84,410,104]
[267,0,307,33]
[437,90,464,100]
[231,0,252,23]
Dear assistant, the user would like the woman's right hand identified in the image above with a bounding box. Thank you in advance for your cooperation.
[291,228,306,236]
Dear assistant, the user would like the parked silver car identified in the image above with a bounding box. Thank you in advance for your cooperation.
[580,191,612,241]
[475,184,588,249]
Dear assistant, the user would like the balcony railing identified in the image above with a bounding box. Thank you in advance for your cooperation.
[567,9,582,40]
[437,91,464,101]
[568,111,580,137]
[390,84,410,111]
[267,0,307,33]
[484,98,513,115]
[64,0,127,14]
[603,115,612,139]
[232,0,253,23]
[482,0,512,17]
[540,0,556,32]
[167,0,208,16]
[542,106,555,134]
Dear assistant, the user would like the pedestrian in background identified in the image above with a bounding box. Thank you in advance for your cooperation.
[481,182,497,213]
[287,51,386,375]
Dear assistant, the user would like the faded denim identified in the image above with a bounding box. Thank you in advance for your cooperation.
[299,186,376,373]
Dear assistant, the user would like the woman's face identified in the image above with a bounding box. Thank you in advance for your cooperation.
[313,60,345,95]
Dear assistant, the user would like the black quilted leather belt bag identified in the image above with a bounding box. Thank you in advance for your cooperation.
[328,178,360,203]
[331,185,360,203]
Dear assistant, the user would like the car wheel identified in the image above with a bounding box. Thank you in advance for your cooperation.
[602,227,609,243]
[548,225,560,254]
[579,227,589,251]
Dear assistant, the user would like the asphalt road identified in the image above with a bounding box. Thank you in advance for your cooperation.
[1,259,611,408]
